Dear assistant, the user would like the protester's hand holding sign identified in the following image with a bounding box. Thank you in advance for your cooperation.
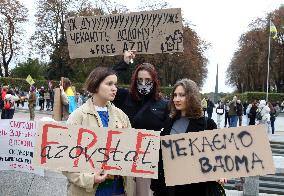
[93,170,108,184]
[217,178,228,186]
[124,49,136,64]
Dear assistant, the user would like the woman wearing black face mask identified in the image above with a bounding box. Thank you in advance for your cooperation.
[112,50,169,196]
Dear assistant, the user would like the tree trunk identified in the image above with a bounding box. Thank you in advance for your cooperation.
[0,63,3,77]
[3,61,9,77]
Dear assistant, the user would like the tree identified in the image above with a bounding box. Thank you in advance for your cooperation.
[32,0,128,80]
[10,58,48,80]
[0,0,28,77]
[226,5,284,93]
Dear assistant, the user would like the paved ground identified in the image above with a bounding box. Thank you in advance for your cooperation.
[0,105,283,196]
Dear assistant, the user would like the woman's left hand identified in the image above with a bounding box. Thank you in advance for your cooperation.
[217,178,227,185]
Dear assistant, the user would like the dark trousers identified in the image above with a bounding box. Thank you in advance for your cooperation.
[39,99,44,110]
[46,99,51,110]
[207,112,212,119]
[4,109,15,119]
[1,109,5,119]
[50,101,54,111]
[203,109,206,116]
[271,118,275,134]
[224,112,230,127]
[249,117,256,125]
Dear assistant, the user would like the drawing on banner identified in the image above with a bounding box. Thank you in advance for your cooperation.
[161,125,275,186]
[33,122,160,179]
[0,120,44,176]
[65,8,183,59]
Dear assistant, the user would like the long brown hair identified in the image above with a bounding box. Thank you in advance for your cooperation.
[129,63,161,101]
[84,67,116,93]
[268,102,276,113]
[169,78,203,119]
[62,77,71,91]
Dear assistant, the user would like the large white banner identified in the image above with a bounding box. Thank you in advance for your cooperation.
[0,120,44,176]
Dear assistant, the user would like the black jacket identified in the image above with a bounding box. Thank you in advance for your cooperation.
[151,116,225,196]
[112,61,168,131]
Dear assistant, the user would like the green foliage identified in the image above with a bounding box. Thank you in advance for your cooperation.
[160,86,173,98]
[0,77,49,91]
[0,77,85,93]
[10,58,48,80]
[0,77,175,98]
[0,0,28,77]
[224,92,284,103]
[226,6,284,93]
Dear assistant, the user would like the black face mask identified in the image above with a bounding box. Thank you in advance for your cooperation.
[136,80,153,95]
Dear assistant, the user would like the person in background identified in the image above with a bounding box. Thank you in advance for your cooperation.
[44,90,51,111]
[14,87,21,107]
[201,97,208,116]
[275,102,281,114]
[257,100,270,133]
[150,78,226,196]
[28,85,36,120]
[236,100,243,126]
[224,100,230,127]
[228,96,238,127]
[1,85,9,119]
[268,102,276,134]
[65,67,135,196]
[112,50,168,196]
[39,86,45,110]
[247,100,258,125]
[243,101,248,115]
[216,100,225,129]
[49,86,54,111]
[76,92,83,107]
[0,86,2,110]
[281,100,284,112]
[3,88,19,119]
[35,88,39,109]
[206,97,215,119]
[60,77,77,121]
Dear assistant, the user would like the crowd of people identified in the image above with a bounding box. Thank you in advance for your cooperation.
[201,96,281,134]
[0,84,89,120]
[1,50,283,196]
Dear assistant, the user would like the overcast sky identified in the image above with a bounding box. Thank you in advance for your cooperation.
[20,0,283,93]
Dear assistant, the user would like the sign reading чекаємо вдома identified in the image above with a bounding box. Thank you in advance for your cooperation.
[65,8,183,59]
[161,125,275,186]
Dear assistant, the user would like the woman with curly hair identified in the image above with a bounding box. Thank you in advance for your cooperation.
[151,78,226,196]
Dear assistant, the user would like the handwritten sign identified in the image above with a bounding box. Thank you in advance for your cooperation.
[0,120,44,176]
[33,122,160,178]
[161,125,275,186]
[65,8,183,59]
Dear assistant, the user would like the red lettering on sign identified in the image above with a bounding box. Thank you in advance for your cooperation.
[102,130,123,171]
[131,132,156,174]
[41,124,68,164]
[74,128,97,168]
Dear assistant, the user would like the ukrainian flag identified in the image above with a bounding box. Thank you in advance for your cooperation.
[26,75,35,85]
[65,87,77,113]
[270,21,277,39]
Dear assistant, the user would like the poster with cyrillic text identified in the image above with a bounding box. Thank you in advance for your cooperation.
[33,122,160,178]
[161,125,275,186]
[0,120,44,176]
[65,8,183,59]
